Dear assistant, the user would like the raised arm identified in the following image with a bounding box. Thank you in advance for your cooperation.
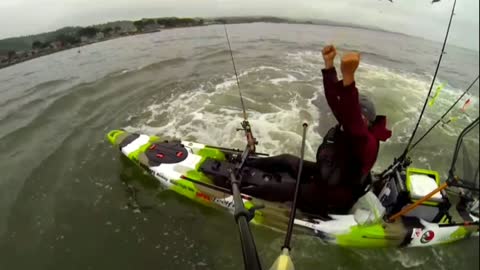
[337,52,369,137]
[321,45,341,121]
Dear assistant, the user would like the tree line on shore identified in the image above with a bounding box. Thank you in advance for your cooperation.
[29,26,124,50]
[1,16,305,65]
[1,17,207,64]
[32,17,205,50]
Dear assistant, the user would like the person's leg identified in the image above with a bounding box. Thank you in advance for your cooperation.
[247,154,300,178]
[297,182,328,216]
[300,160,319,184]
[298,183,355,215]
[248,154,318,183]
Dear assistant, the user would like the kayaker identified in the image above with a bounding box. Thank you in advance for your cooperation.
[247,45,392,215]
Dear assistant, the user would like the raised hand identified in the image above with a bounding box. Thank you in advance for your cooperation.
[341,52,360,86]
[322,45,336,69]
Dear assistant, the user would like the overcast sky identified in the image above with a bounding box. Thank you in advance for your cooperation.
[0,0,478,50]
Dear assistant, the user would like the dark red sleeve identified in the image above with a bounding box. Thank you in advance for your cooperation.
[336,82,369,137]
[335,81,377,175]
[322,73,377,174]
[322,68,341,122]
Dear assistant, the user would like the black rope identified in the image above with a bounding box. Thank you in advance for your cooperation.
[400,0,457,161]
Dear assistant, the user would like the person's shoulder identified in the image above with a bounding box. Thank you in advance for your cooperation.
[370,116,392,142]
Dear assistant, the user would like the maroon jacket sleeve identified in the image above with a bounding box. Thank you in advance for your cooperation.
[337,81,380,175]
[323,75,380,175]
[322,68,369,137]
[336,82,369,137]
[322,68,342,122]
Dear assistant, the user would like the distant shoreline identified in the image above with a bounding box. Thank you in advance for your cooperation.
[0,19,406,71]
[0,30,165,70]
[1,18,476,71]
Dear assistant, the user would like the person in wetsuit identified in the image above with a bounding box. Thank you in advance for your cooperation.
[246,45,392,215]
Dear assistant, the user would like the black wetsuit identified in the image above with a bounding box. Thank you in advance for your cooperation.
[244,67,392,215]
[245,128,361,215]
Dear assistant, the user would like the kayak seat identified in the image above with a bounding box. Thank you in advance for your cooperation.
[199,158,297,202]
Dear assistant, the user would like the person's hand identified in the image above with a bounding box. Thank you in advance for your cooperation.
[322,45,336,69]
[341,52,360,74]
[341,52,360,86]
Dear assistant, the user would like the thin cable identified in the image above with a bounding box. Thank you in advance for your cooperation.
[449,117,479,176]
[224,25,247,121]
[400,0,457,160]
[410,75,479,151]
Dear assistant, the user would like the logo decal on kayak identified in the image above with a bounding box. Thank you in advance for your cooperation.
[196,192,211,201]
[150,170,169,183]
[421,230,435,243]
[213,197,235,209]
[411,228,422,238]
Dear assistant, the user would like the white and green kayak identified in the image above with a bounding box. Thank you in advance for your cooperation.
[107,129,479,248]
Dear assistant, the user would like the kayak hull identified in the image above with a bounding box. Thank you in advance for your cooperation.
[107,130,479,248]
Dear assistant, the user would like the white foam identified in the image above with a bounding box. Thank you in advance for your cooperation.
[124,53,477,168]
[255,66,282,72]
[391,250,428,268]
[124,63,325,160]
[270,74,298,85]
[215,80,236,91]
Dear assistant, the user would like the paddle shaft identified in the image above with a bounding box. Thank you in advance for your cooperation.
[283,123,308,250]
[230,170,262,270]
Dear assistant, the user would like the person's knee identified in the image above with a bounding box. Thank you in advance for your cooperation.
[277,154,298,161]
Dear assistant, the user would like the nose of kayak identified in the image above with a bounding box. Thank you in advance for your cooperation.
[106,130,126,145]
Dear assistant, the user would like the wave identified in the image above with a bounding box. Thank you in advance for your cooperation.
[139,57,188,72]
[196,49,236,61]
[22,71,36,77]
[0,79,74,115]
[123,64,324,160]
[361,51,411,65]
[270,74,298,85]
[0,69,161,141]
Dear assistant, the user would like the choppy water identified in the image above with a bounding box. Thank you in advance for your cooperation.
[0,23,478,270]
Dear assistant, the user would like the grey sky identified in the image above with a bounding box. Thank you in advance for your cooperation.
[0,0,478,50]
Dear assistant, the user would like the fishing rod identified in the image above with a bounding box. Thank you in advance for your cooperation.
[224,25,257,153]
[409,75,479,151]
[380,76,478,178]
[206,145,269,156]
[270,123,308,270]
[223,25,263,270]
[398,0,457,162]
[224,22,310,270]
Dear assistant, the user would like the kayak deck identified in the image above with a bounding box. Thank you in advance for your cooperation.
[107,130,479,248]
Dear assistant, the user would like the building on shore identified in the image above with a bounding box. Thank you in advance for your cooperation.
[142,24,164,33]
[49,41,63,50]
[0,54,8,64]
[96,32,105,40]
